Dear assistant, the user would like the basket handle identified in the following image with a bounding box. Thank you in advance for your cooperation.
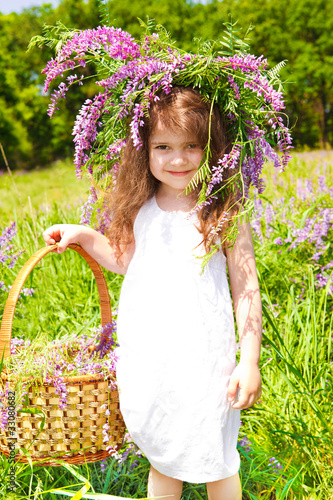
[0,244,112,360]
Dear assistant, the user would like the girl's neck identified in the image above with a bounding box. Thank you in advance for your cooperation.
[155,186,197,213]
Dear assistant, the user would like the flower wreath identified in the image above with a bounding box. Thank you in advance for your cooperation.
[30,19,292,259]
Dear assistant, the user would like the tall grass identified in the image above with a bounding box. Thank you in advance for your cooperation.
[242,276,332,499]
[0,159,90,227]
[0,152,332,499]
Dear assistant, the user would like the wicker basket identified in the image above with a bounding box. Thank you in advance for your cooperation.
[0,244,125,466]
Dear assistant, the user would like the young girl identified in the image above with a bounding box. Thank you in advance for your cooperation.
[43,86,262,500]
[40,21,291,500]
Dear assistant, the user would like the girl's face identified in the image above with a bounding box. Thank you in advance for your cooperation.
[149,119,204,198]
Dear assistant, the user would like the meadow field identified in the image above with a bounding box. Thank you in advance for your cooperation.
[0,151,332,499]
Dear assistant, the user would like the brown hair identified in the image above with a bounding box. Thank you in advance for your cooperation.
[105,86,239,258]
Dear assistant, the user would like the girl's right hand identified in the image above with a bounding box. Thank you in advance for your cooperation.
[43,224,85,253]
[43,223,134,275]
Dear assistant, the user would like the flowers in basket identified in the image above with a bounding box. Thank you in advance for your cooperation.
[0,321,122,457]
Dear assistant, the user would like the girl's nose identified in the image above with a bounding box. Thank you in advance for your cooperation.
[170,150,188,166]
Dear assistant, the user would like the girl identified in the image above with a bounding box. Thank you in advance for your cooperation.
[39,21,291,499]
[43,86,262,500]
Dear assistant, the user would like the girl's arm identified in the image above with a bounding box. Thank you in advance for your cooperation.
[43,224,135,275]
[226,222,262,410]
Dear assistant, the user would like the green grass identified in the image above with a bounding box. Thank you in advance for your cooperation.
[0,153,332,499]
[0,159,90,226]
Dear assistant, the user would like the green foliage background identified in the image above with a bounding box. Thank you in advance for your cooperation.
[0,0,332,171]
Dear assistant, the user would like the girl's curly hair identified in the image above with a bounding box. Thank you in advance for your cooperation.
[105,86,239,259]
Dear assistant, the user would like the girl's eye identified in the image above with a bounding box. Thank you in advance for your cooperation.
[156,145,169,150]
[187,144,201,149]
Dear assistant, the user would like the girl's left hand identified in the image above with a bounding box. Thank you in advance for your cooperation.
[227,361,262,410]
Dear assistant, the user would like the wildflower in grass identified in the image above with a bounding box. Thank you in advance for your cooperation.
[318,175,326,193]
[297,178,307,202]
[80,186,98,225]
[267,303,281,318]
[111,432,143,472]
[10,337,31,355]
[252,176,333,290]
[238,435,252,453]
[0,223,24,269]
[264,203,274,237]
[100,459,108,473]
[268,456,283,474]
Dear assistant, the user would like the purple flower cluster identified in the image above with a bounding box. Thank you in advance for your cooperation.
[206,145,241,197]
[105,432,142,472]
[268,456,283,474]
[10,337,31,355]
[252,174,333,290]
[220,53,284,110]
[42,26,140,94]
[72,93,108,177]
[0,283,35,298]
[104,139,127,163]
[0,223,23,269]
[238,434,252,453]
[80,185,98,225]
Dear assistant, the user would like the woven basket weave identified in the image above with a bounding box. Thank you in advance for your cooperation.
[0,244,125,466]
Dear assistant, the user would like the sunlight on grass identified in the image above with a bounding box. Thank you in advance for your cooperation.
[0,159,90,225]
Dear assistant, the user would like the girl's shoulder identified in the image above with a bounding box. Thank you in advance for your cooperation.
[134,196,155,221]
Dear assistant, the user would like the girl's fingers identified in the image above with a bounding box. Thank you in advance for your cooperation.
[43,226,61,244]
[227,377,239,403]
[57,236,71,253]
[232,393,250,410]
[42,225,70,252]
[232,387,262,409]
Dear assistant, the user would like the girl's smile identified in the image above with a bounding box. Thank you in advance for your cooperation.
[167,169,194,177]
[149,120,204,199]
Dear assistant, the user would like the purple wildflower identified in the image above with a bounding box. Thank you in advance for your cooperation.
[318,175,326,193]
[80,186,98,225]
[206,144,241,197]
[269,456,283,474]
[100,459,108,473]
[42,26,140,93]
[227,75,240,100]
[297,179,307,201]
[72,92,108,177]
[238,435,252,453]
[0,223,25,269]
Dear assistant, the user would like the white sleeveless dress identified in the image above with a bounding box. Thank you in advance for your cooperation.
[116,197,240,483]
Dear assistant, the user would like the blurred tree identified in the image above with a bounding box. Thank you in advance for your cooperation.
[0,0,332,171]
[0,8,58,170]
[56,0,99,28]
[0,1,98,170]
[104,0,197,50]
[211,0,333,149]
